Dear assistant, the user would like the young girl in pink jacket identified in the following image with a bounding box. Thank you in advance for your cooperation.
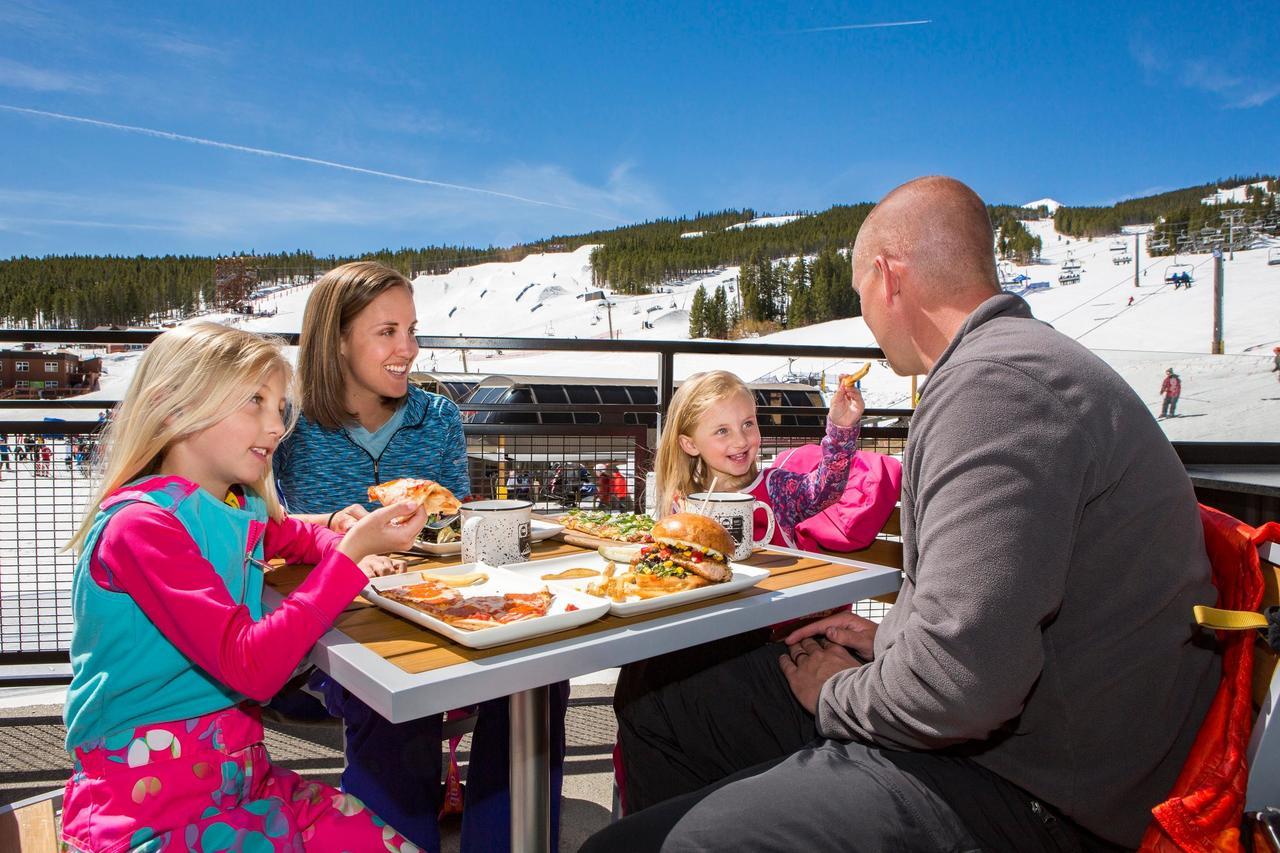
[654,369,896,550]
[61,322,426,852]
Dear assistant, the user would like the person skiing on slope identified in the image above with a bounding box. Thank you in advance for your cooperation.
[1272,347,1280,384]
[1159,368,1182,418]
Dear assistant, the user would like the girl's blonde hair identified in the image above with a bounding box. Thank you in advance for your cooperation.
[297,261,413,429]
[655,370,756,517]
[67,322,295,553]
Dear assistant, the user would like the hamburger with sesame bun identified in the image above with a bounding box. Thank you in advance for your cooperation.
[629,512,735,586]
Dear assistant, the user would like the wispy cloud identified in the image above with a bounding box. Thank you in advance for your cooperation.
[2,0,227,59]
[0,58,99,93]
[0,216,183,231]
[0,104,625,221]
[782,19,931,35]
[1131,37,1278,109]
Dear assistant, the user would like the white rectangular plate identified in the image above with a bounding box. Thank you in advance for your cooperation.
[363,564,609,649]
[411,518,565,556]
[499,551,771,617]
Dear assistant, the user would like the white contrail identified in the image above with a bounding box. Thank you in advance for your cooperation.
[785,19,931,34]
[0,103,623,222]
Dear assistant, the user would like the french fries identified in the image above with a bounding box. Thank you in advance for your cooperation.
[841,362,871,388]
[586,563,707,602]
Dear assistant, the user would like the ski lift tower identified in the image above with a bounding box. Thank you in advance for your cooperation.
[1211,248,1224,354]
[1220,209,1246,260]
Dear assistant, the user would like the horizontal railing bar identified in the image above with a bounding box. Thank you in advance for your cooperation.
[0,399,113,408]
[0,401,913,419]
[0,328,885,359]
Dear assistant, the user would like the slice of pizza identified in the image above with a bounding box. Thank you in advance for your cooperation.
[368,478,461,518]
[382,577,463,609]
[383,585,555,631]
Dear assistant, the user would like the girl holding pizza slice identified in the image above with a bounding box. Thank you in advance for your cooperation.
[273,261,570,853]
[60,322,427,850]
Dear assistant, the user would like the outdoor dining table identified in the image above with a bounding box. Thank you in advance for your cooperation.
[263,538,904,852]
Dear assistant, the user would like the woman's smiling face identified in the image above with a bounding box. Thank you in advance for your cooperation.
[340,285,419,406]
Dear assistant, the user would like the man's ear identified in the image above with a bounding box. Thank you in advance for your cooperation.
[677,434,700,457]
[874,254,899,306]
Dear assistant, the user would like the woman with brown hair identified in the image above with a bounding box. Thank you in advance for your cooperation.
[273,261,569,853]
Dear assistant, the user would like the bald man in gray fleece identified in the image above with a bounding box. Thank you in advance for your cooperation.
[585,177,1219,853]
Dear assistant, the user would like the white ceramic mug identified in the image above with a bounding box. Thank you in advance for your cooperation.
[461,499,532,565]
[685,492,776,561]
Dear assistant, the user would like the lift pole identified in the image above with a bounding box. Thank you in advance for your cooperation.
[1211,249,1224,355]
[1133,233,1140,288]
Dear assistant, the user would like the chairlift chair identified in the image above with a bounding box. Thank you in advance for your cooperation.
[1063,255,1082,272]
[1269,248,1280,266]
[1113,253,1132,265]
[1165,264,1195,288]
[1110,239,1126,252]
[1058,271,1081,285]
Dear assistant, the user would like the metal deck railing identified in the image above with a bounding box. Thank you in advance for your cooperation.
[0,330,911,680]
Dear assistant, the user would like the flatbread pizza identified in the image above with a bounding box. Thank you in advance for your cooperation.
[561,509,654,543]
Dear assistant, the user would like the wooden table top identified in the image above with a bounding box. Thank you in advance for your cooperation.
[266,537,904,677]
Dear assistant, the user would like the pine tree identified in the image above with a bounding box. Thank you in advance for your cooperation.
[689,285,707,337]
[710,285,729,338]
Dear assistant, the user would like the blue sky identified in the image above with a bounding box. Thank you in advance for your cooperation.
[0,0,1276,258]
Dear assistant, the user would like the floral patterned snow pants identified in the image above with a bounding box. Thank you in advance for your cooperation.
[62,702,418,853]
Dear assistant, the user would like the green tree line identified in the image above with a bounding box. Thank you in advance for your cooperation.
[1053,174,1278,239]
[0,245,496,328]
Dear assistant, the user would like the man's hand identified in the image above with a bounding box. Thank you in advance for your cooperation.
[779,637,862,715]
[783,612,878,662]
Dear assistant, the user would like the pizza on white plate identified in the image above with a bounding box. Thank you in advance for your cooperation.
[367,478,461,519]
[382,578,554,631]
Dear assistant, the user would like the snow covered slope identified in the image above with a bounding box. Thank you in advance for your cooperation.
[29,213,1280,441]
[1023,198,1063,214]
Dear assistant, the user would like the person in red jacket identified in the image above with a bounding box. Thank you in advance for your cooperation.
[1159,368,1181,418]
[608,463,629,511]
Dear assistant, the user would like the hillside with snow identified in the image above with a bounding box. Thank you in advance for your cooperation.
[20,210,1280,442]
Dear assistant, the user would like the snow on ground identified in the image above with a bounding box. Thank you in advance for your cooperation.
[1202,181,1271,206]
[20,215,1280,440]
[995,219,1279,440]
[725,215,806,230]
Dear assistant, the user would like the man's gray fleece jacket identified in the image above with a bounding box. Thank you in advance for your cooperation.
[817,293,1219,847]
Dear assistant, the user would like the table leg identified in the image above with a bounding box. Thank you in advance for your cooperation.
[510,684,551,853]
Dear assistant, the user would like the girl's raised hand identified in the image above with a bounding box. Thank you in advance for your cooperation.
[830,376,866,428]
[337,501,425,565]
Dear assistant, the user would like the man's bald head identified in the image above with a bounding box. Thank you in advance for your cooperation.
[854,176,1000,303]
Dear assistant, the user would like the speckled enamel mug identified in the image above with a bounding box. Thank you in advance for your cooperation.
[461,499,533,566]
[686,492,776,561]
